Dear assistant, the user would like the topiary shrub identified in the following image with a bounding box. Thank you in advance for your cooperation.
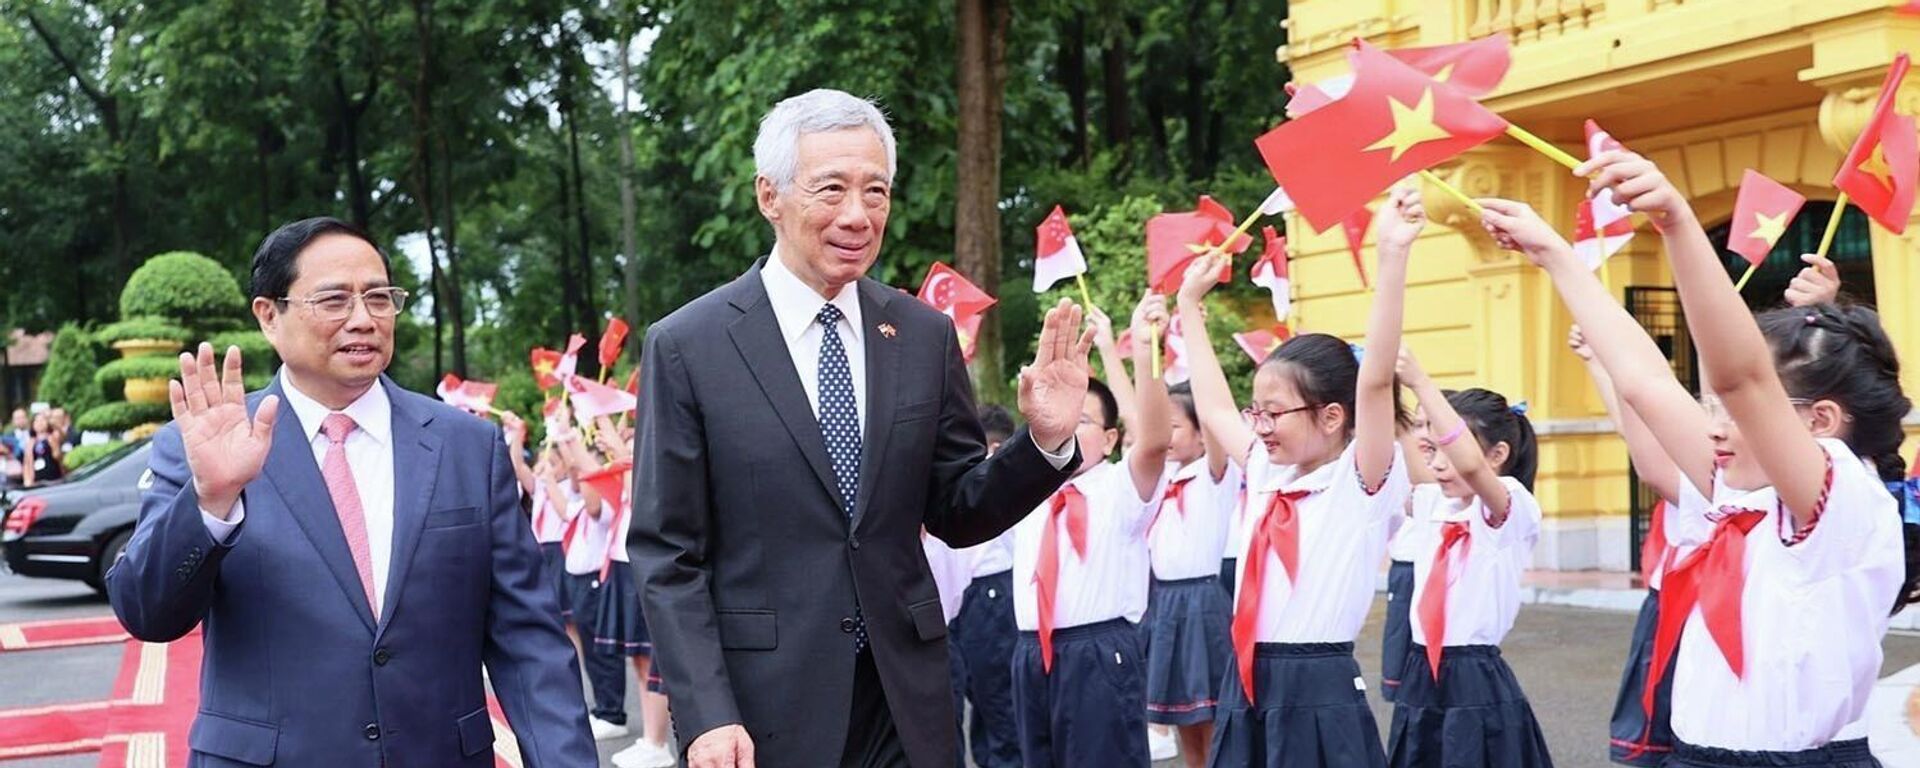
[119,252,246,325]
[76,401,171,433]
[36,323,106,416]
[206,329,276,371]
[63,441,125,471]
[95,316,193,346]
[96,355,183,392]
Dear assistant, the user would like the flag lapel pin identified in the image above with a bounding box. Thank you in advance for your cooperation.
[878,323,897,339]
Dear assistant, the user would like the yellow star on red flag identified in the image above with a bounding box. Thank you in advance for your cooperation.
[1362,88,1455,163]
[1858,143,1896,191]
[1748,210,1789,249]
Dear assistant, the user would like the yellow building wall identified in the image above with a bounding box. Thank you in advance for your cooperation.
[1281,0,1920,572]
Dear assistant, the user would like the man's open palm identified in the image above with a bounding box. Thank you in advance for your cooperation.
[169,343,278,517]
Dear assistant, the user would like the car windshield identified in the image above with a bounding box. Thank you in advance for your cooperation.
[62,441,146,483]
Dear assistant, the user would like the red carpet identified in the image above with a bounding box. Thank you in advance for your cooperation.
[0,616,527,766]
[0,615,130,651]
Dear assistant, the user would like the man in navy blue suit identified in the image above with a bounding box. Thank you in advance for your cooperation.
[108,218,596,767]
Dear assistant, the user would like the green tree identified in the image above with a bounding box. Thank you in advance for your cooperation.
[36,323,106,416]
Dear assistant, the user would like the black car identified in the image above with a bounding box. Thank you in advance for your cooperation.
[1,439,151,594]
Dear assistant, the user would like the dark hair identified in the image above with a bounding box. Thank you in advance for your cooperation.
[978,404,1016,444]
[1443,388,1538,491]
[1167,382,1200,431]
[1257,332,1406,436]
[1086,377,1119,433]
[249,217,390,299]
[1755,302,1916,612]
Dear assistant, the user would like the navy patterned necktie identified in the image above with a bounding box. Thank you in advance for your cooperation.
[815,303,868,652]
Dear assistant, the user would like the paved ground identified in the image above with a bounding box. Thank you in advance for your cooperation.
[6,569,1920,767]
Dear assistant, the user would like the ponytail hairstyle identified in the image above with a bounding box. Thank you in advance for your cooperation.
[1754,302,1917,613]
[1443,388,1538,491]
[1258,333,1408,438]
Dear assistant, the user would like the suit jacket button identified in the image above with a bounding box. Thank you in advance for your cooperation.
[373,648,391,666]
[840,617,857,633]
[364,723,381,740]
[849,537,861,550]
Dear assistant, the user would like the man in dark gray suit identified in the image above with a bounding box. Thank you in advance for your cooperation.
[633,88,1095,768]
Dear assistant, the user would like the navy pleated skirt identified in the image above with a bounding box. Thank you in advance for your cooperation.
[1664,739,1880,768]
[539,542,569,620]
[589,561,650,657]
[1386,644,1554,768]
[1381,559,1415,703]
[1219,558,1238,601]
[1609,589,1675,766]
[1207,641,1386,768]
[1142,576,1233,726]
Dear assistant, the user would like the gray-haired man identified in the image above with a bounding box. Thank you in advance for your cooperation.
[631,89,1094,767]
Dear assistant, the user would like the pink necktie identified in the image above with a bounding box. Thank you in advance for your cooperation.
[320,413,378,619]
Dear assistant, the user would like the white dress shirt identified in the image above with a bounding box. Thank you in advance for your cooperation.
[1408,477,1541,648]
[1666,439,1902,751]
[1012,458,1168,630]
[1236,440,1410,643]
[758,249,1074,468]
[202,373,396,615]
[1147,458,1241,580]
[923,532,975,623]
[962,531,1015,579]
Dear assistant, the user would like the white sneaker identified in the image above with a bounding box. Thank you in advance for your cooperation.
[1148,726,1179,761]
[589,716,631,741]
[610,738,676,768]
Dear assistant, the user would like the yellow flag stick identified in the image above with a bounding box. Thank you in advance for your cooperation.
[1731,263,1760,292]
[1814,192,1850,260]
[1075,274,1096,314]
[1505,124,1584,172]
[1151,322,1162,379]
[1416,170,1482,216]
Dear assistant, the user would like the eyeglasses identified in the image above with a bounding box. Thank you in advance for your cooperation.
[1241,404,1319,430]
[277,287,409,322]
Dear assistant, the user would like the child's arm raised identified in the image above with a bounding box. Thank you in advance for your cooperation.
[1357,186,1424,488]
[1479,198,1715,496]
[1176,253,1256,469]
[1396,346,1513,525]
[1087,307,1140,440]
[1581,151,1827,520]
[1570,325,1680,504]
[1127,294,1174,501]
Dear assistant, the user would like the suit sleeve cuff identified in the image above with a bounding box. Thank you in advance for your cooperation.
[200,500,244,545]
[1032,433,1077,470]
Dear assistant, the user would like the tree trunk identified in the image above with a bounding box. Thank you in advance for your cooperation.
[1058,16,1089,168]
[555,160,582,342]
[616,35,641,361]
[561,52,599,379]
[1101,26,1132,150]
[955,0,1011,403]
[439,130,466,376]
[23,12,134,288]
[408,0,449,376]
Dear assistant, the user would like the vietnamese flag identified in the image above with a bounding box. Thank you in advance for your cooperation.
[530,347,563,390]
[1145,196,1247,296]
[1232,325,1292,364]
[1257,39,1509,232]
[554,333,588,381]
[1284,35,1510,118]
[598,317,630,369]
[1033,205,1090,293]
[917,262,998,363]
[1832,54,1917,234]
[1340,206,1375,290]
[1248,226,1291,320]
[1726,170,1807,266]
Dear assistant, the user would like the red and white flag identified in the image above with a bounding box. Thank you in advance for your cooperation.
[917,262,998,363]
[436,374,498,415]
[1257,186,1296,216]
[1033,205,1089,293]
[565,375,638,421]
[1248,226,1290,320]
[1161,314,1191,386]
[553,333,588,381]
[1572,120,1636,271]
[1232,326,1292,364]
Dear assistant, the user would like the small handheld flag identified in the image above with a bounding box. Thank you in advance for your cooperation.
[1248,226,1291,321]
[1034,206,1090,293]
[1572,120,1636,272]
[917,262,998,363]
[1727,170,1807,291]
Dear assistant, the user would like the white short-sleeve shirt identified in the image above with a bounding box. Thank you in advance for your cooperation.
[1407,477,1541,648]
[1388,484,1442,563]
[1667,439,1903,751]
[1012,458,1168,631]
[1148,459,1242,581]
[1223,473,1251,564]
[961,530,1015,579]
[923,532,975,624]
[1236,440,1411,643]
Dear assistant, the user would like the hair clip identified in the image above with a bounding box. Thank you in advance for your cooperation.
[1806,313,1820,326]
[1350,343,1365,363]
[1510,400,1529,416]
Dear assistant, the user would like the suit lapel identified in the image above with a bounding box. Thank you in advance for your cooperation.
[851,281,898,529]
[376,378,441,641]
[725,263,847,512]
[257,378,377,633]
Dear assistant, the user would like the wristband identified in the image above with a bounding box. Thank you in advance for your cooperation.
[1435,420,1466,447]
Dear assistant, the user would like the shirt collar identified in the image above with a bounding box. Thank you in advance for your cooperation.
[1252,440,1354,496]
[760,247,864,347]
[277,369,392,447]
[1170,458,1208,483]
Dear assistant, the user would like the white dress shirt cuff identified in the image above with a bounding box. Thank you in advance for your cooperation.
[201,499,245,544]
[1033,433,1076,470]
